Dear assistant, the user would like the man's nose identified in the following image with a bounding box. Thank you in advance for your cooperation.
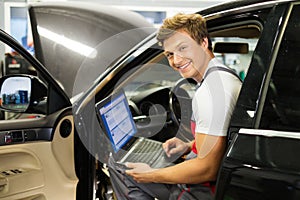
[173,53,183,64]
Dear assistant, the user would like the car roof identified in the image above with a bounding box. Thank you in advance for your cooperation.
[199,0,296,17]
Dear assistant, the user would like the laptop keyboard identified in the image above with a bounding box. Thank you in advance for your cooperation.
[123,139,164,166]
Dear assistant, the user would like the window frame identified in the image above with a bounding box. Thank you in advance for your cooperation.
[259,2,300,132]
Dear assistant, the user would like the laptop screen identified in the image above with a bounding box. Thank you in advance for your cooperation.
[95,90,137,152]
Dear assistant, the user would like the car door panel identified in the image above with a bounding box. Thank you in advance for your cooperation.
[0,109,78,200]
[217,129,300,200]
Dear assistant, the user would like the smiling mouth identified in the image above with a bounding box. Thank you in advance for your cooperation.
[177,61,191,70]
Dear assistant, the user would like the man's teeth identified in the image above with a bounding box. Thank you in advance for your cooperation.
[179,62,190,69]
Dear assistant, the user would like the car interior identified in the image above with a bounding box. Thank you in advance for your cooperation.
[79,20,262,198]
[0,17,263,200]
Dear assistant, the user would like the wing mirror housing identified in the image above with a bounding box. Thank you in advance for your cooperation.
[0,75,47,114]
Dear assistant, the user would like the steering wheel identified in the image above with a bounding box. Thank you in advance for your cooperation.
[169,78,197,141]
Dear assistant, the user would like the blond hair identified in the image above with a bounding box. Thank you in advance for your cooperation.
[156,13,212,51]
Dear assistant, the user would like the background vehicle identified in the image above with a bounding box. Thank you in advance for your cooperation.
[1,0,300,200]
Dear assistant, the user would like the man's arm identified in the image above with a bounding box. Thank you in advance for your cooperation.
[126,133,226,184]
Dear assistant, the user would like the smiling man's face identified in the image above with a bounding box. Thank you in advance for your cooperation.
[163,29,211,82]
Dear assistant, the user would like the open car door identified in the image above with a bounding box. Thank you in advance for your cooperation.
[0,29,78,199]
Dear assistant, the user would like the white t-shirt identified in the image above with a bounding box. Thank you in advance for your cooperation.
[192,58,242,136]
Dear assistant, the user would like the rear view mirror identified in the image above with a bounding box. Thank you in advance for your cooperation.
[214,42,249,54]
[0,75,47,114]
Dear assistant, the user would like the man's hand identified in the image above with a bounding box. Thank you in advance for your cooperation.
[125,162,157,183]
[162,137,191,158]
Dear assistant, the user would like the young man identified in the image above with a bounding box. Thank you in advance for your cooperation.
[108,13,242,199]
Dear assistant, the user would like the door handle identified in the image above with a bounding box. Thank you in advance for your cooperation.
[0,178,7,191]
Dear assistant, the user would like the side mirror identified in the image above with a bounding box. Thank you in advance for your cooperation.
[0,75,47,114]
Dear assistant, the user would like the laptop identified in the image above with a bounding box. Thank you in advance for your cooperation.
[95,89,178,169]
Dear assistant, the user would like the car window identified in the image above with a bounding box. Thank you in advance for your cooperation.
[210,23,261,81]
[0,41,47,120]
[123,23,261,98]
[212,37,259,81]
[260,4,300,131]
[121,22,261,117]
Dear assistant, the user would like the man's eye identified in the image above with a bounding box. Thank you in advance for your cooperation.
[179,46,187,51]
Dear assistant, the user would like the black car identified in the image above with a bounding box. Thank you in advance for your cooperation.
[1,0,300,199]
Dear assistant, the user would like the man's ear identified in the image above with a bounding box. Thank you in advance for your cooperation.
[201,37,209,48]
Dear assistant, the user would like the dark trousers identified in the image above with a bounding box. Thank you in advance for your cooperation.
[107,153,214,200]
